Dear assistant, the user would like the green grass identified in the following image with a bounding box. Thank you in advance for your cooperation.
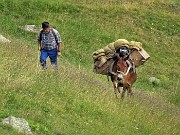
[0,0,180,134]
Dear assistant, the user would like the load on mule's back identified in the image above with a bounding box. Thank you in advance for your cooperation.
[92,39,150,98]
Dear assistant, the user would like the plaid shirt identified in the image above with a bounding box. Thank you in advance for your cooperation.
[37,28,61,50]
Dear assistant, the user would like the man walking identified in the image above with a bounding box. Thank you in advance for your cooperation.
[37,22,62,69]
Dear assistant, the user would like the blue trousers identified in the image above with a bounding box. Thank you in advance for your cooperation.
[40,48,58,69]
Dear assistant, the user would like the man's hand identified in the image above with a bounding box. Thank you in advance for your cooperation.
[38,46,42,51]
[57,51,61,57]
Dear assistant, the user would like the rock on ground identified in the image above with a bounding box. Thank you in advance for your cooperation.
[24,25,39,33]
[149,77,160,85]
[0,34,11,43]
[0,116,32,135]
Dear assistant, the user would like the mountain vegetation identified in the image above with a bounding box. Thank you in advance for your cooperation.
[0,0,179,134]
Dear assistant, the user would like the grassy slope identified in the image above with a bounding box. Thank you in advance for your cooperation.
[0,0,180,134]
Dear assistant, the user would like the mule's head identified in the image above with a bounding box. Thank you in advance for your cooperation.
[116,54,131,81]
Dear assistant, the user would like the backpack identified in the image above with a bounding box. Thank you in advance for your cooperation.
[39,28,58,44]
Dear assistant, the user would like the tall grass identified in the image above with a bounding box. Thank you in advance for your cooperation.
[0,0,180,134]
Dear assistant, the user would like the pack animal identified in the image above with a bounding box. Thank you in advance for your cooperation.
[110,54,137,98]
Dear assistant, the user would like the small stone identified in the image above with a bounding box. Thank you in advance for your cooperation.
[149,77,160,85]
[0,34,11,43]
[24,25,39,33]
[0,116,32,135]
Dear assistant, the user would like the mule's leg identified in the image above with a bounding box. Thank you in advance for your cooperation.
[117,84,122,93]
[127,87,133,97]
[111,76,118,98]
[121,86,126,99]
[127,84,133,97]
[113,81,118,98]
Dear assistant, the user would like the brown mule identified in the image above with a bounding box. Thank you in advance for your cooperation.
[110,54,137,98]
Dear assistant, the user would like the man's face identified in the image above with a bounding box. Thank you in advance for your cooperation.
[43,27,50,33]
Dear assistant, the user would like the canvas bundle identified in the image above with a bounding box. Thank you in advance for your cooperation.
[129,41,142,51]
[93,59,114,75]
[113,39,129,49]
[92,39,150,75]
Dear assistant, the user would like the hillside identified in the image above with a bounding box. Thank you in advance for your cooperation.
[0,0,180,134]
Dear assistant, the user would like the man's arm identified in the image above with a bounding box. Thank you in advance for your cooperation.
[57,42,62,56]
[37,30,42,51]
[38,40,42,51]
[53,29,62,56]
[55,30,62,55]
[57,42,62,52]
